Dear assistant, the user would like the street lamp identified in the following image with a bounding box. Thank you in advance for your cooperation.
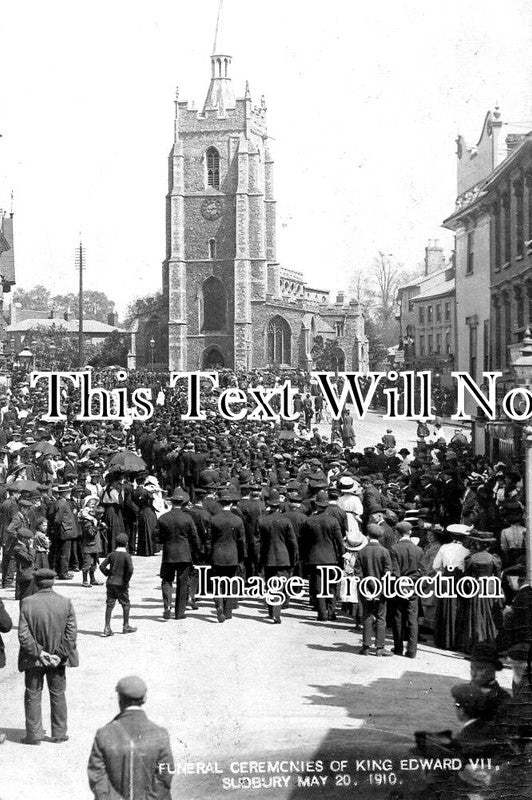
[18,348,34,371]
[511,326,532,583]
[48,342,57,369]
[149,337,155,370]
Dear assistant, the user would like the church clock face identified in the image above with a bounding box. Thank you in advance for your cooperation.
[201,198,223,221]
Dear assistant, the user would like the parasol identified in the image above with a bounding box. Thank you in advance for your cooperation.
[108,452,147,472]
[9,479,41,492]
[30,441,60,456]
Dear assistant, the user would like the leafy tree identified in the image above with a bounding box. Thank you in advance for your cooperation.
[13,285,116,322]
[89,331,128,368]
[311,336,345,371]
[25,325,100,370]
[124,292,165,326]
[13,285,51,310]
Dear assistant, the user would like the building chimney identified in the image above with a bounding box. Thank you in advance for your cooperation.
[505,133,525,154]
[49,308,55,319]
[12,302,22,324]
[335,291,345,305]
[63,309,71,322]
[424,240,445,275]
[107,311,118,327]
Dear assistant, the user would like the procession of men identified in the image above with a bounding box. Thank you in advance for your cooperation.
[0,365,531,798]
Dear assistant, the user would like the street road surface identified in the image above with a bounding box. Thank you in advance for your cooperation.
[0,538,500,800]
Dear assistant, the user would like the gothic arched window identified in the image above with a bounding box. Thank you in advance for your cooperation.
[200,276,226,332]
[206,147,220,189]
[266,315,291,365]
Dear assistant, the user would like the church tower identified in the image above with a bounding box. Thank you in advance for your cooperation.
[163,0,278,370]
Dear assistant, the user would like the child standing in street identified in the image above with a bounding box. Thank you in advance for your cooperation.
[33,519,51,570]
[99,532,136,637]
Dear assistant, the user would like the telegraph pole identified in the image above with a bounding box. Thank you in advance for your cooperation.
[76,240,85,367]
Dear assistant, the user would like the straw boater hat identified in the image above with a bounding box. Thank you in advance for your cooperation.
[338,476,357,493]
[467,530,496,543]
[446,523,472,538]
[344,530,368,552]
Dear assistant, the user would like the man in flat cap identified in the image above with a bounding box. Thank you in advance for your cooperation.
[87,676,174,800]
[18,568,78,745]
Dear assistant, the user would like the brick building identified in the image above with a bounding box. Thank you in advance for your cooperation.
[443,107,532,455]
[397,241,455,384]
[0,210,15,349]
[162,0,367,372]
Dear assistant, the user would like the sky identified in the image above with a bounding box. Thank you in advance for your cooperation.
[0,0,530,316]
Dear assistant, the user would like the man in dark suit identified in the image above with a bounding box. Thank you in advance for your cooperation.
[237,483,265,578]
[207,489,246,623]
[18,568,79,745]
[0,597,12,744]
[0,597,12,669]
[184,488,211,609]
[302,490,345,621]
[257,490,298,623]
[389,521,422,658]
[1,486,20,587]
[158,488,201,620]
[355,524,393,656]
[51,485,79,580]
[87,675,174,800]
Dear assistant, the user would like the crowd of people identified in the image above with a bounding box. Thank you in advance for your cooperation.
[0,365,530,797]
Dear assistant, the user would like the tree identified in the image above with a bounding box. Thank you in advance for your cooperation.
[124,291,165,326]
[347,253,420,368]
[13,285,116,322]
[13,285,51,310]
[89,331,128,368]
[25,325,100,370]
[311,336,345,371]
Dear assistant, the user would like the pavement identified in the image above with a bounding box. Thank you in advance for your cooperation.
[0,549,509,800]
[319,408,470,453]
[0,412,476,799]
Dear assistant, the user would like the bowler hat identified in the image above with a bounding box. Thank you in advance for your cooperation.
[314,490,329,507]
[451,683,489,718]
[170,488,189,504]
[267,490,281,507]
[465,643,503,670]
[505,642,532,662]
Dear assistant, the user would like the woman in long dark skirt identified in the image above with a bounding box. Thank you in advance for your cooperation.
[455,530,503,654]
[134,485,158,557]
[432,525,471,650]
[101,470,125,554]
